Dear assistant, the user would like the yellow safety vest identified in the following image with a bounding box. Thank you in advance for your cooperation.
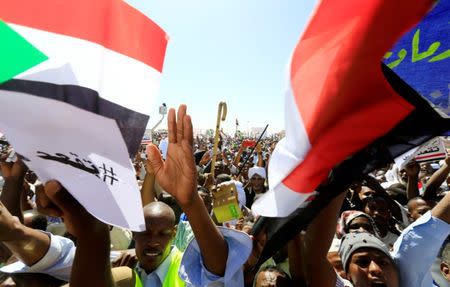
[134,248,186,287]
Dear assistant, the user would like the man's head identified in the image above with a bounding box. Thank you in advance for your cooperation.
[398,169,408,183]
[419,162,434,180]
[339,233,399,287]
[407,197,431,222]
[133,202,176,273]
[23,211,47,232]
[216,174,231,185]
[248,167,266,193]
[357,186,376,202]
[337,210,379,236]
[363,196,391,235]
[439,236,450,282]
[255,266,293,287]
[214,161,230,176]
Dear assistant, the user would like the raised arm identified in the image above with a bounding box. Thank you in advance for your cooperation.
[0,200,50,266]
[393,183,450,287]
[140,159,157,206]
[423,157,450,200]
[288,232,307,286]
[404,161,420,200]
[0,156,28,222]
[304,193,345,287]
[42,181,114,287]
[147,105,228,276]
[431,184,450,223]
[233,143,244,167]
[255,144,264,167]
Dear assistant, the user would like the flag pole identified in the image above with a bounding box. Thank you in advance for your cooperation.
[237,124,268,177]
[211,102,227,179]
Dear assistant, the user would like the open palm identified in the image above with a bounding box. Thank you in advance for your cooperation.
[147,105,197,207]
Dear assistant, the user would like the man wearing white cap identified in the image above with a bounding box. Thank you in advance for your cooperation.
[246,166,267,208]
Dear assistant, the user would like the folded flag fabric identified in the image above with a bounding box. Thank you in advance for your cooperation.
[251,0,449,264]
[0,0,168,231]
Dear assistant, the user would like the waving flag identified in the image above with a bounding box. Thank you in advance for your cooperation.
[0,0,168,230]
[0,0,168,157]
[253,0,436,217]
[251,0,449,265]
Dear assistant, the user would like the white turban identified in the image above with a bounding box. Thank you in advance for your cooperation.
[248,166,266,179]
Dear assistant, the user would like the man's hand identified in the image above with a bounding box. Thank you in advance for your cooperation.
[35,184,63,218]
[0,156,27,180]
[255,143,262,154]
[203,173,215,190]
[43,181,108,237]
[112,249,138,269]
[405,161,420,177]
[146,105,197,208]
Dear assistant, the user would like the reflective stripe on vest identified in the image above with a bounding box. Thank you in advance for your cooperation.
[162,247,185,287]
[134,270,143,287]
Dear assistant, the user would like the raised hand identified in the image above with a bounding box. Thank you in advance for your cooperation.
[404,160,420,178]
[148,105,229,276]
[146,105,197,208]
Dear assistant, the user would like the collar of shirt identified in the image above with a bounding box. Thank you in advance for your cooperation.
[136,246,176,285]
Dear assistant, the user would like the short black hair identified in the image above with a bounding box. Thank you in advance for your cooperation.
[30,215,48,231]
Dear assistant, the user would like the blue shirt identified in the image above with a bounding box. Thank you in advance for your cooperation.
[393,211,449,287]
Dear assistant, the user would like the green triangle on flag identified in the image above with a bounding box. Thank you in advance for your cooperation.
[0,20,48,84]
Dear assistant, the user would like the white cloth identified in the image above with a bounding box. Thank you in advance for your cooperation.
[248,166,266,179]
[335,274,353,287]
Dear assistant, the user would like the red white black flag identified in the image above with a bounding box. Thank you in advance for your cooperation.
[0,0,168,230]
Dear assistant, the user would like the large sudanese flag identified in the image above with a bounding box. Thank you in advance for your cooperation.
[0,0,168,231]
[251,0,450,263]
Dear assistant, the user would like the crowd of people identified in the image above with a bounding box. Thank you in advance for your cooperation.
[0,105,449,287]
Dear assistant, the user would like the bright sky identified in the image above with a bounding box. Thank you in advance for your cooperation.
[125,0,316,134]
